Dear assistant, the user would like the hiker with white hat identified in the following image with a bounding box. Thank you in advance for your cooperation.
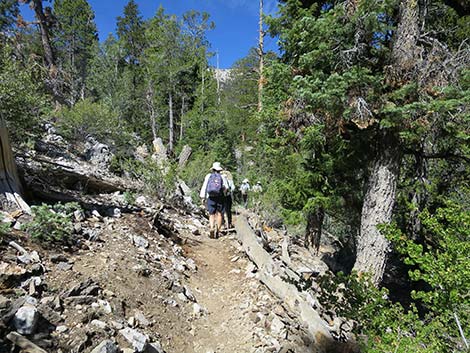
[239,178,251,208]
[200,162,229,238]
[253,181,263,193]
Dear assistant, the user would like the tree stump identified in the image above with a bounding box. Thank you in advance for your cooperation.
[0,120,30,213]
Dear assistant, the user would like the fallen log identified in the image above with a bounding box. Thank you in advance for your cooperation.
[6,332,48,353]
[235,214,351,353]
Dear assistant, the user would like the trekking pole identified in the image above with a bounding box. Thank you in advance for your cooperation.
[454,312,469,349]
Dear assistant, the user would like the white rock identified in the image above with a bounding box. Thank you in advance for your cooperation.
[177,293,188,302]
[120,327,149,352]
[91,319,107,329]
[92,210,103,219]
[133,235,149,249]
[135,196,148,206]
[90,339,119,353]
[185,258,197,271]
[193,303,205,316]
[74,210,86,222]
[113,206,123,217]
[270,316,285,335]
[98,299,112,314]
[135,310,150,327]
[56,325,69,333]
[13,305,38,334]
[183,286,196,302]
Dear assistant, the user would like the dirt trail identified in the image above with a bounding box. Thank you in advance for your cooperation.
[184,221,273,353]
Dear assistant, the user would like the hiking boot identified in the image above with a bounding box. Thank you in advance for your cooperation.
[209,228,215,239]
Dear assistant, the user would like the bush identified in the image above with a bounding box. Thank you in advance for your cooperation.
[57,99,121,141]
[0,44,49,140]
[0,213,12,236]
[316,202,470,352]
[23,202,81,244]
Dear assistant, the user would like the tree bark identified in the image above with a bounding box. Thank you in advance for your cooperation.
[305,207,324,255]
[353,131,401,285]
[179,95,185,141]
[353,0,422,285]
[31,0,54,69]
[168,90,174,154]
[386,0,421,85]
[257,0,264,112]
[146,80,158,142]
[0,120,30,213]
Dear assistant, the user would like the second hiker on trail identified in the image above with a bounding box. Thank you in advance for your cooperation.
[200,162,229,238]
[221,168,235,230]
[240,178,250,208]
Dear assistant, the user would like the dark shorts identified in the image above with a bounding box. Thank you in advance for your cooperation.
[207,196,225,215]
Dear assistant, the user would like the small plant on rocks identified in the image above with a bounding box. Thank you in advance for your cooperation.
[23,202,81,243]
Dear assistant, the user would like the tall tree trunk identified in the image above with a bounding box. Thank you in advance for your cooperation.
[200,68,205,113]
[216,51,221,105]
[353,131,401,284]
[257,0,264,112]
[0,120,30,213]
[353,0,421,285]
[407,149,428,240]
[146,81,157,142]
[168,90,174,154]
[31,0,54,69]
[180,96,185,142]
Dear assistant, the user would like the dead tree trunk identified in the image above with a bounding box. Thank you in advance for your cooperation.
[31,0,54,69]
[0,120,30,213]
[257,0,264,112]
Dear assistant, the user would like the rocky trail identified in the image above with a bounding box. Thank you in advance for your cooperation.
[1,132,356,353]
[0,202,313,353]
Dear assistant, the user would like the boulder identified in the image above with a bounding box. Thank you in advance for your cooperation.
[90,339,119,353]
[13,305,39,335]
[120,327,149,352]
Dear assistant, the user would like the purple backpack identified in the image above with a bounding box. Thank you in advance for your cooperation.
[207,173,223,196]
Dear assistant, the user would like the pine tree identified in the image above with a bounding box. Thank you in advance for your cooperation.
[264,0,469,284]
[0,0,18,34]
[53,0,98,104]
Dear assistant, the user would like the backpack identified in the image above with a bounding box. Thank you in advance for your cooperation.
[206,173,223,197]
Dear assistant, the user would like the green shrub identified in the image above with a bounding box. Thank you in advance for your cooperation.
[0,213,12,236]
[0,44,49,140]
[123,190,136,205]
[57,98,121,141]
[316,201,470,352]
[23,202,81,244]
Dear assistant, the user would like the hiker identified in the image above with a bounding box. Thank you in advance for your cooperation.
[252,181,263,211]
[239,178,250,208]
[200,162,229,238]
[252,181,263,193]
[221,168,235,229]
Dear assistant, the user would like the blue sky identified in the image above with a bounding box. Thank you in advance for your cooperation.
[20,0,280,69]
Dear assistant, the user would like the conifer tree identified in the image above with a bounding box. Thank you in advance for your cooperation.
[53,0,98,104]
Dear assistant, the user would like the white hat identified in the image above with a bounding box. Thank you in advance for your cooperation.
[256,181,261,184]
[243,178,249,183]
[211,162,223,171]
